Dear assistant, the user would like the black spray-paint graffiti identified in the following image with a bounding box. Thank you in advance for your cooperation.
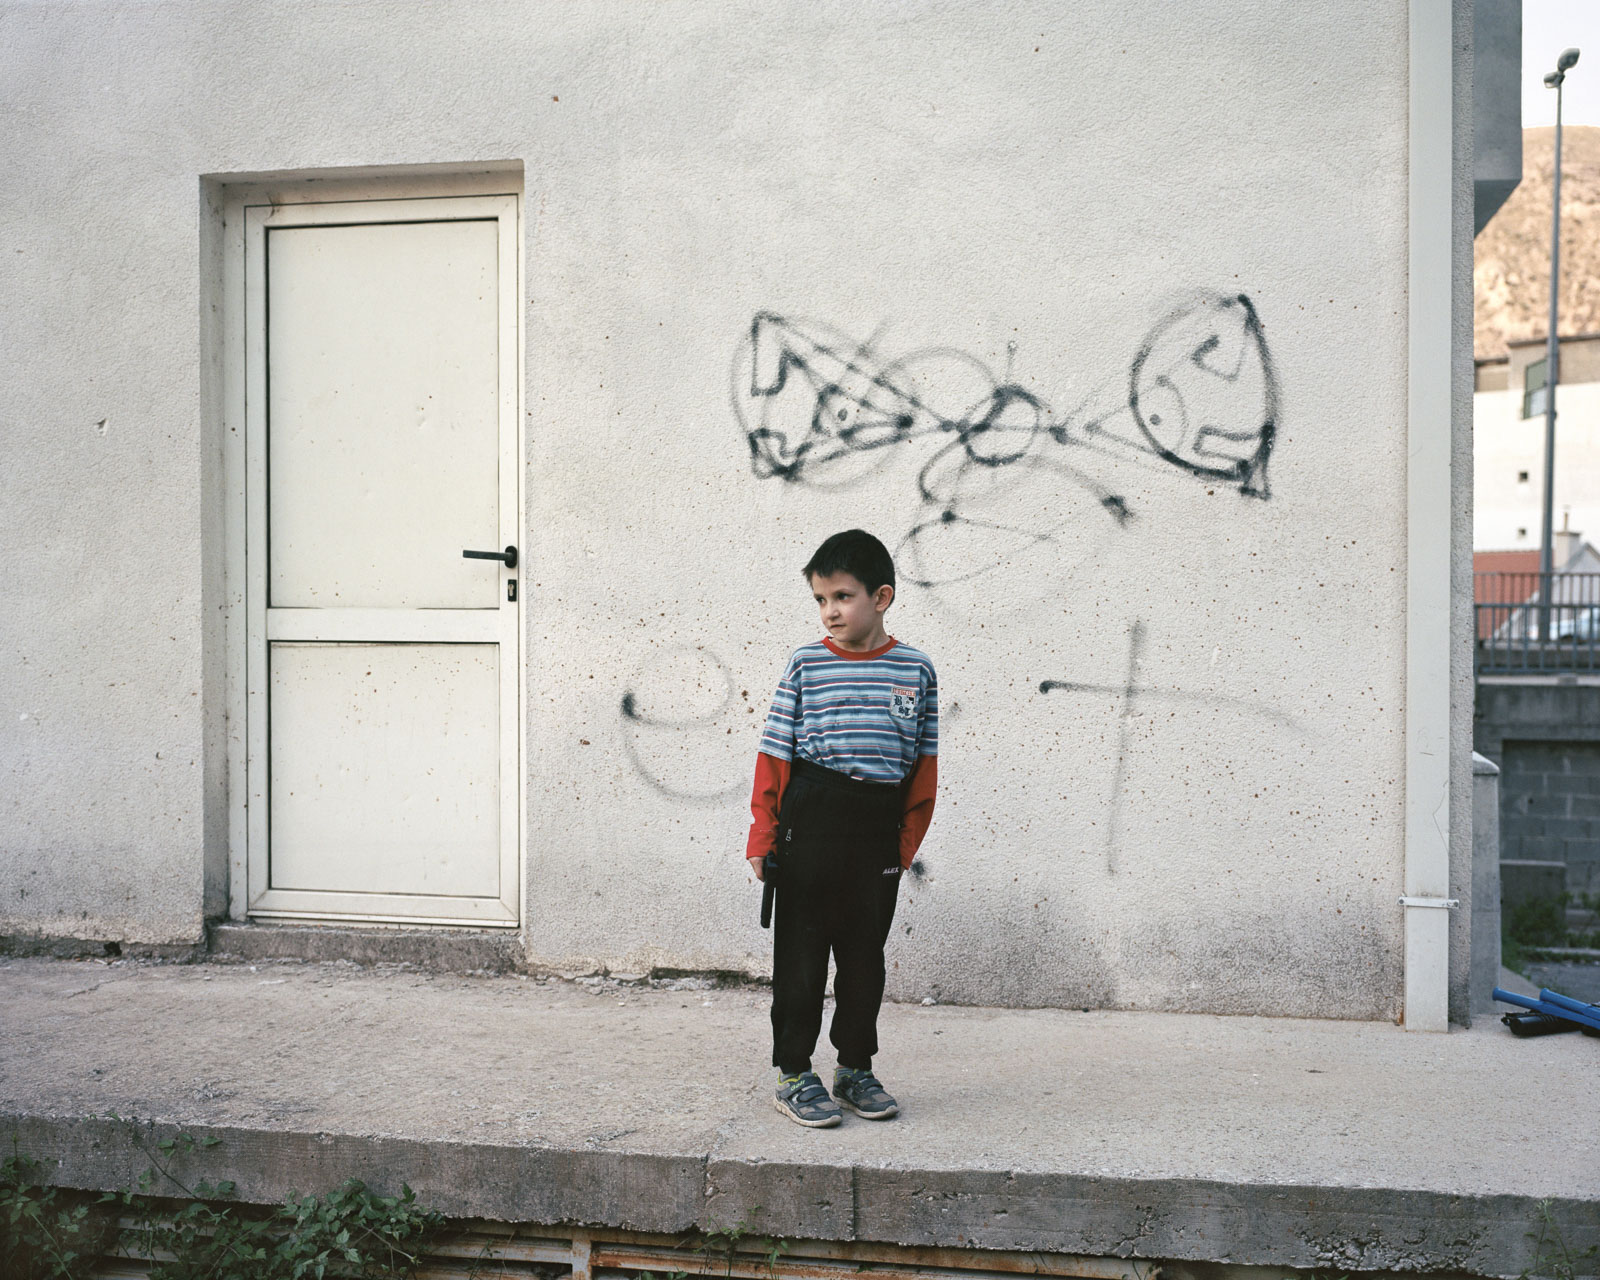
[1127,299,1277,496]
[620,645,748,805]
[730,293,1280,587]
[1040,620,1306,874]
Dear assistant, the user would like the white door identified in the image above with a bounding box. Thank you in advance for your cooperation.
[243,196,520,924]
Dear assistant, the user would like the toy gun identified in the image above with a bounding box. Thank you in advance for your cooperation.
[1502,1011,1583,1037]
[760,855,777,929]
[1492,986,1600,1035]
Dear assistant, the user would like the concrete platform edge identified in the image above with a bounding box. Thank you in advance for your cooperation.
[2,1113,705,1233]
[7,1112,1594,1278]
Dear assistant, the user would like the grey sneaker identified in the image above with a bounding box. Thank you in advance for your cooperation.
[833,1067,899,1119]
[774,1071,842,1128]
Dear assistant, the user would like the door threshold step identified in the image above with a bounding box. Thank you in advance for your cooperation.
[208,922,522,973]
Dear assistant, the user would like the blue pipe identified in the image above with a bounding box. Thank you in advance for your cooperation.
[1493,987,1600,1032]
[1540,988,1600,1019]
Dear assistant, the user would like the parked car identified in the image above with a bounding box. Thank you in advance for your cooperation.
[1550,604,1600,642]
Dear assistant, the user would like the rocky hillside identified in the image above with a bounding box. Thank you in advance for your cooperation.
[1476,125,1600,360]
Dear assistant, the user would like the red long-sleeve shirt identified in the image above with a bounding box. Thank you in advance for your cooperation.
[745,634,938,870]
[745,750,938,870]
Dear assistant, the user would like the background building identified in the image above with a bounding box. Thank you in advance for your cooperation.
[1474,125,1600,551]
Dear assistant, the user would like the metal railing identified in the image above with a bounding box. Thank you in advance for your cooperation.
[1476,571,1600,673]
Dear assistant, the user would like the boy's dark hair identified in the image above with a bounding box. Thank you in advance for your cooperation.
[803,529,895,598]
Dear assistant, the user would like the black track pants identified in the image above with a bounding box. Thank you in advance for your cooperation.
[770,757,903,1075]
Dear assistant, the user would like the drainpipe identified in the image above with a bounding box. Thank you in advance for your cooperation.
[1403,0,1456,1032]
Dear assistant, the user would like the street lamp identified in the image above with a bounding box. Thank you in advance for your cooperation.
[1539,47,1580,641]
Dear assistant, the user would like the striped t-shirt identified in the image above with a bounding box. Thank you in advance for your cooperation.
[758,637,939,783]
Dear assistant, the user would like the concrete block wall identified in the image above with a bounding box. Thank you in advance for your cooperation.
[1476,682,1600,899]
[1496,741,1600,896]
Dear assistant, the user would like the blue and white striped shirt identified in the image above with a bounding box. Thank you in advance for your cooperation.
[758,637,939,783]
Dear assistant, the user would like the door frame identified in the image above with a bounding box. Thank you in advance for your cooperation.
[217,169,526,928]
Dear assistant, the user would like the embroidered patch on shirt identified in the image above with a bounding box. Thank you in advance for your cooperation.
[889,686,919,720]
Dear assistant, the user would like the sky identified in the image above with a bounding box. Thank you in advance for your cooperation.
[1522,0,1600,127]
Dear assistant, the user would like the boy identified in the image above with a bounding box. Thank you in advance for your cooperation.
[746,529,938,1127]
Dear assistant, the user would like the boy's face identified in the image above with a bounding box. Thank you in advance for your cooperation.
[810,570,893,650]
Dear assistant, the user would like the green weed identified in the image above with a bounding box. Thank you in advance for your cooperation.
[1,1151,120,1280]
[4,1127,442,1280]
[1522,1197,1599,1280]
[1503,890,1600,973]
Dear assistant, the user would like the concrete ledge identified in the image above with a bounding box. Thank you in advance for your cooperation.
[4,957,1597,1279]
[11,1112,1596,1276]
[705,1158,855,1239]
[4,1114,706,1233]
[854,1170,1596,1275]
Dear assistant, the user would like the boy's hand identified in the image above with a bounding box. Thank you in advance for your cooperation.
[748,855,766,881]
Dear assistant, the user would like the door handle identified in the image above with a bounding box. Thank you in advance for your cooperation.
[463,545,518,568]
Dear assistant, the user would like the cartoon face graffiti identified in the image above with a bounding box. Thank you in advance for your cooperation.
[1127,294,1279,498]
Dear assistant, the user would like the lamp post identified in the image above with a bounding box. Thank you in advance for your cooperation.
[1539,47,1580,642]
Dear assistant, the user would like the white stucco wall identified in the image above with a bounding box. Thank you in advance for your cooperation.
[0,1,1470,1018]
[1474,381,1600,550]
